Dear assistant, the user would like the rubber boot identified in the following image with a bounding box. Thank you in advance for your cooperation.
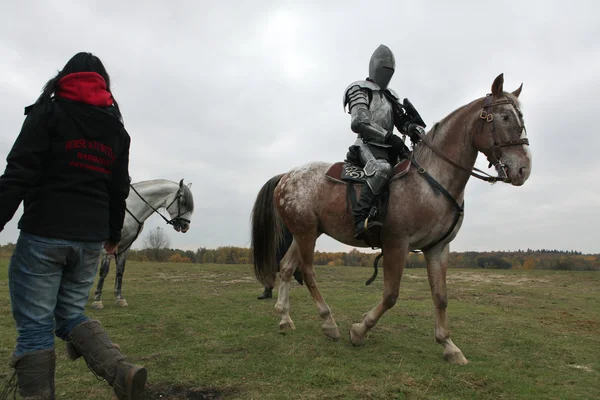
[257,287,273,300]
[10,349,56,400]
[66,320,146,400]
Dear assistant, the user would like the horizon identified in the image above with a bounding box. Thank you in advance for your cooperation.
[0,1,598,254]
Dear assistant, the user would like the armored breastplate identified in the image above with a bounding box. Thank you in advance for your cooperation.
[369,90,394,135]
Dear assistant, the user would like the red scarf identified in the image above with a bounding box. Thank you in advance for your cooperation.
[56,72,113,107]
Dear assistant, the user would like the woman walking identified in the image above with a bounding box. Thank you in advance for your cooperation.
[0,52,146,399]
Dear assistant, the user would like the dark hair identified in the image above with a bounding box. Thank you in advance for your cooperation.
[37,52,122,120]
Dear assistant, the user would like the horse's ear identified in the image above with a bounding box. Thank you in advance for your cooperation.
[491,73,504,96]
[179,179,184,188]
[187,182,192,189]
[512,83,523,98]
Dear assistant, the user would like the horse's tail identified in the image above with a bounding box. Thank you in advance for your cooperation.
[252,174,286,287]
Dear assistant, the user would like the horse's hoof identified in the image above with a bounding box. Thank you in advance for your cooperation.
[116,299,128,307]
[279,320,296,332]
[91,301,104,310]
[444,350,469,365]
[322,324,340,340]
[349,324,366,346]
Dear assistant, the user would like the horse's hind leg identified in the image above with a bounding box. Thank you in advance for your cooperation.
[275,241,300,332]
[91,254,111,309]
[350,241,408,346]
[296,235,340,340]
[424,245,468,365]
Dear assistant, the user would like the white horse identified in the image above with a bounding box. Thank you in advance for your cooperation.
[91,179,194,309]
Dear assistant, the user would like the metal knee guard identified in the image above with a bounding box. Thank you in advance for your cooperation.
[364,159,392,194]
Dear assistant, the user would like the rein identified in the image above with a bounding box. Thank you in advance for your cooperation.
[414,94,529,183]
[366,94,529,284]
[114,182,189,256]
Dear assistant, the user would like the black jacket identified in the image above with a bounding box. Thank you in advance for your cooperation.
[0,97,130,242]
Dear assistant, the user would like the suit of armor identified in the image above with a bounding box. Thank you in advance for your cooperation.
[343,44,417,242]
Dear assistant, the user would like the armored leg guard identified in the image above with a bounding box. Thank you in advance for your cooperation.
[353,184,383,243]
[353,156,391,243]
[8,349,56,400]
[257,287,273,300]
[66,320,146,400]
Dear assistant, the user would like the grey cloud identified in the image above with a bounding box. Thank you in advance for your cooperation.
[0,0,598,254]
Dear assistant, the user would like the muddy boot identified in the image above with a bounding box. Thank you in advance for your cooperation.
[257,287,273,300]
[66,320,147,400]
[354,185,382,244]
[9,349,56,399]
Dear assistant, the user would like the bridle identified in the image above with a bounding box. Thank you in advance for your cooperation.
[115,180,190,256]
[129,180,190,229]
[367,93,530,282]
[414,94,529,184]
[478,94,529,181]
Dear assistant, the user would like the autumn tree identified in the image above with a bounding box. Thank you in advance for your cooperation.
[143,226,171,261]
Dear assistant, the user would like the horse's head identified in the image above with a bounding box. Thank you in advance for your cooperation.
[165,179,194,233]
[472,73,532,186]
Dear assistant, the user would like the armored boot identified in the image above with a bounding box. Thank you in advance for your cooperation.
[66,320,146,400]
[354,184,383,244]
[9,349,56,400]
[257,287,273,300]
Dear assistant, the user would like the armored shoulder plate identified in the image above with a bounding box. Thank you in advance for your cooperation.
[343,80,381,110]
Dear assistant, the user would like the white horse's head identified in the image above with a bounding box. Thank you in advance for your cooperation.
[165,179,194,233]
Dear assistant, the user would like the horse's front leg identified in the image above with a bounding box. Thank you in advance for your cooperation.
[350,242,408,346]
[114,252,128,307]
[91,254,111,309]
[424,245,468,365]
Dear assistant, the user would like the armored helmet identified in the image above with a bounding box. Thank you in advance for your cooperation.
[368,44,395,89]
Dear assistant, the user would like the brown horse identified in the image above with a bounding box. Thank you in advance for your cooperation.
[251,74,531,364]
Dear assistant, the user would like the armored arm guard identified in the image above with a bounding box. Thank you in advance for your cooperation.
[382,88,411,135]
[344,82,390,143]
[385,91,426,144]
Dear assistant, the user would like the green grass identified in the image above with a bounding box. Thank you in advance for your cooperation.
[1,260,599,399]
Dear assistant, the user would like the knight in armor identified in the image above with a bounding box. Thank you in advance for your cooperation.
[343,44,426,243]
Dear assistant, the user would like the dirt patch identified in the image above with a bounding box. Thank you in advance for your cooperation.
[221,277,255,284]
[448,273,549,286]
[221,347,246,354]
[504,277,550,286]
[568,364,594,373]
[143,384,231,399]
[404,274,427,280]
[573,320,600,331]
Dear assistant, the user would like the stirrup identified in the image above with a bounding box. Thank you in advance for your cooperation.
[355,216,382,240]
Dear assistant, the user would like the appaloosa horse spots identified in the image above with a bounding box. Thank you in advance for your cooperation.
[252,74,532,365]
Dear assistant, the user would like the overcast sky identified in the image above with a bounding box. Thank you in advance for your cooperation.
[0,0,598,254]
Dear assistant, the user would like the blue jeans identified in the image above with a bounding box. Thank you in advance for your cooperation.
[9,232,103,357]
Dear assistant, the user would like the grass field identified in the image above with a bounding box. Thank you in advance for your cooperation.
[0,259,599,399]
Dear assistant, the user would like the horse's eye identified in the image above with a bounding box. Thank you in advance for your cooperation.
[502,115,510,122]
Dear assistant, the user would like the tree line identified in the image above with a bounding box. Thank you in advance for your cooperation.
[0,228,597,271]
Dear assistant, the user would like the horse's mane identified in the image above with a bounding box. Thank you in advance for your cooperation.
[131,179,194,212]
[181,184,194,212]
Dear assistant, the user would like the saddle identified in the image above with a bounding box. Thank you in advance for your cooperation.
[325,159,411,185]
[324,159,412,248]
